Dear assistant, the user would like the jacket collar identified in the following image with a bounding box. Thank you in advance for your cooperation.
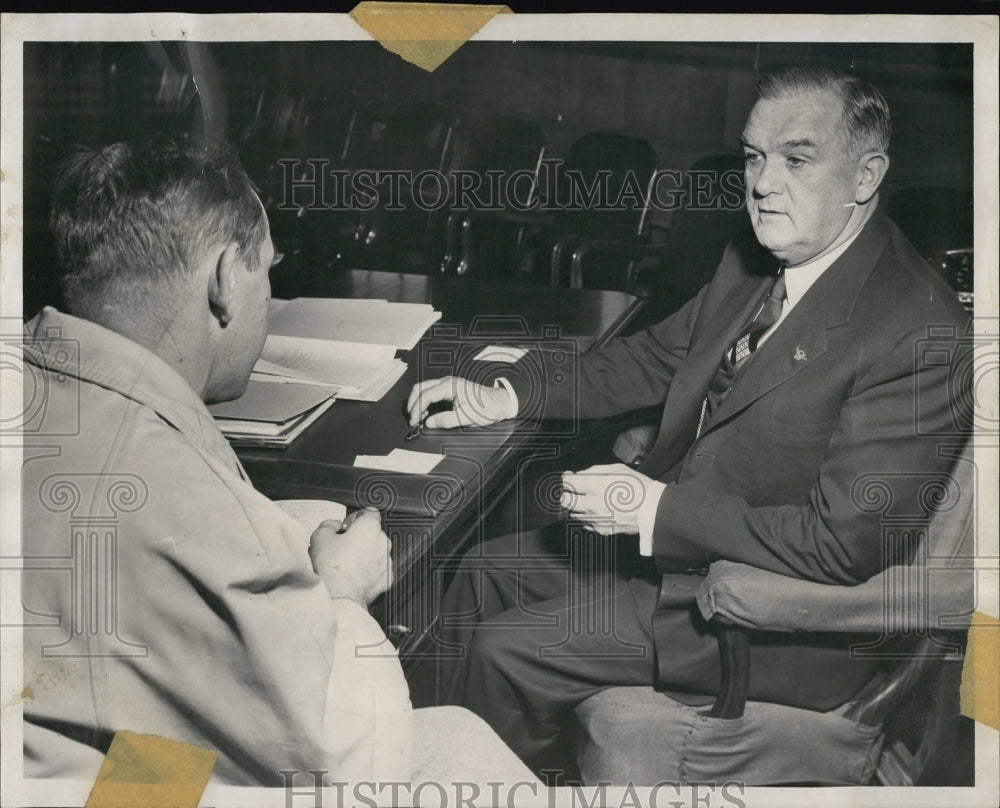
[23,307,246,477]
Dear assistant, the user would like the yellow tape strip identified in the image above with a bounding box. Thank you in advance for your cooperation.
[960,611,1000,731]
[85,731,217,808]
[350,2,513,72]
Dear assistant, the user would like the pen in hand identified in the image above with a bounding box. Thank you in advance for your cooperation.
[404,400,451,441]
[404,418,426,441]
[338,505,380,532]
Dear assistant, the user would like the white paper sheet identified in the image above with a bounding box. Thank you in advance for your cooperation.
[269,298,441,350]
[353,448,443,474]
[472,345,529,363]
[258,335,396,387]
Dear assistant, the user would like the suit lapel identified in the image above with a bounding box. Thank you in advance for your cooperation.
[641,272,772,475]
[640,211,891,477]
[698,212,891,437]
[704,284,828,430]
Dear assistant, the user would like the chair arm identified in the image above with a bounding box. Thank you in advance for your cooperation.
[704,619,962,726]
[695,560,973,634]
[552,233,586,286]
[440,211,469,274]
[699,449,974,723]
[698,558,972,722]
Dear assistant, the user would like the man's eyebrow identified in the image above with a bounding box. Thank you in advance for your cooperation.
[739,136,819,152]
[780,138,818,151]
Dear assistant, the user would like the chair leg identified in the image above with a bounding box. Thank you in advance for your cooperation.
[440,211,464,274]
[551,235,581,287]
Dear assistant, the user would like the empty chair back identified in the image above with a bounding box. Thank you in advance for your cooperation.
[448,115,546,176]
[557,131,658,239]
[346,99,457,174]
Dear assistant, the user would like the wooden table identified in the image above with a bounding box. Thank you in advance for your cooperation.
[237,270,644,652]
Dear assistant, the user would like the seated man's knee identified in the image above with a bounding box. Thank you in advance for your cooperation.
[466,611,563,674]
[466,620,535,676]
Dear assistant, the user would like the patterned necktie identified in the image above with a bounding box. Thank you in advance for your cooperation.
[727,271,787,370]
[697,271,787,438]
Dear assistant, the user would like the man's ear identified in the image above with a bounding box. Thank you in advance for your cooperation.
[855,152,890,205]
[206,243,241,325]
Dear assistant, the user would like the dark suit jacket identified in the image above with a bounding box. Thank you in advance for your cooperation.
[505,211,970,710]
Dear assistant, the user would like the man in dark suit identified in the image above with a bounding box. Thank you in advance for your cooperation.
[406,68,969,771]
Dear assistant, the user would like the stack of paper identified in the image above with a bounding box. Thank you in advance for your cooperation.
[209,379,335,447]
[251,298,441,401]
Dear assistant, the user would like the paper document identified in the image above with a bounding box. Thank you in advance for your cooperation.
[268,298,291,318]
[472,345,529,363]
[258,336,396,388]
[250,365,340,388]
[335,359,407,402]
[251,297,438,403]
[274,499,347,530]
[269,298,441,350]
[354,449,443,474]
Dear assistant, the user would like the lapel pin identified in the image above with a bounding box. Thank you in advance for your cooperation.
[794,346,808,361]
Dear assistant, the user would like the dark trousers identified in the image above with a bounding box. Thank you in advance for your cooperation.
[433,521,664,772]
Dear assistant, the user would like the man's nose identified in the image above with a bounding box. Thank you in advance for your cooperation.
[749,159,782,198]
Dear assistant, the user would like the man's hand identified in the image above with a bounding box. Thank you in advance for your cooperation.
[309,508,393,606]
[560,463,657,535]
[406,375,512,430]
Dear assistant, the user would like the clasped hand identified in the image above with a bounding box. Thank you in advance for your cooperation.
[406,375,512,430]
[560,463,656,536]
[309,508,393,606]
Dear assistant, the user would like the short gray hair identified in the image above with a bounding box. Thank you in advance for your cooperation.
[756,67,891,159]
[51,136,266,322]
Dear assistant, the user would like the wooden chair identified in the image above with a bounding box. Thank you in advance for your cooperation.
[576,446,975,786]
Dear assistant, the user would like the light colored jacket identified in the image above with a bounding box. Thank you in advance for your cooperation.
[20,308,412,785]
